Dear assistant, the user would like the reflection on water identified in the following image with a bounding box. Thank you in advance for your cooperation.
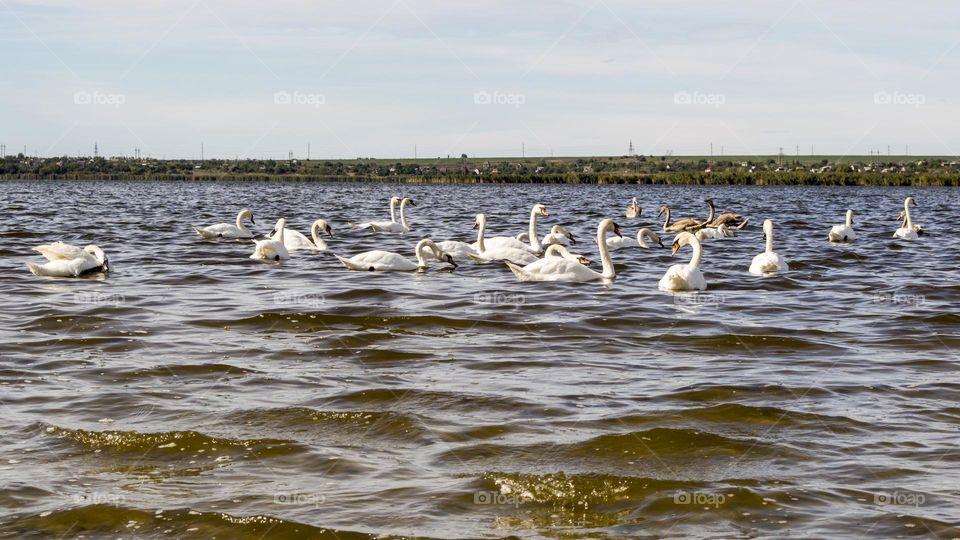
[0,180,958,538]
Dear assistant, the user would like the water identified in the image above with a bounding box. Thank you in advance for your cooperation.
[1,180,958,539]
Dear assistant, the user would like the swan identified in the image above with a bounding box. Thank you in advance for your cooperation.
[542,244,593,265]
[828,210,856,243]
[336,239,456,272]
[251,218,291,261]
[542,225,576,246]
[749,219,788,275]
[626,197,641,219]
[897,209,924,236]
[468,213,541,265]
[893,197,919,240]
[704,199,749,229]
[371,198,415,233]
[606,228,663,250]
[435,214,484,260]
[479,204,550,254]
[269,219,333,251]
[658,204,705,233]
[194,208,255,239]
[658,232,706,291]
[505,219,621,282]
[352,196,401,230]
[696,223,734,241]
[27,242,109,277]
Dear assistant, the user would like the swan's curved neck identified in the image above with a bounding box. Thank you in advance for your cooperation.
[389,199,398,223]
[765,227,774,253]
[846,210,853,227]
[311,223,326,249]
[399,200,410,228]
[903,201,913,229]
[597,225,615,279]
[476,218,486,252]
[689,236,703,268]
[661,207,671,231]
[275,222,285,244]
[637,229,649,248]
[236,212,250,232]
[706,203,715,225]
[414,239,434,267]
[528,208,542,252]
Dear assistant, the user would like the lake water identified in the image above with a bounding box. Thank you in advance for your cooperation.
[0,180,958,539]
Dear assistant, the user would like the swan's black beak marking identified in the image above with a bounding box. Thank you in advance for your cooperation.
[658,240,665,248]
[613,223,622,238]
[409,200,417,207]
[568,233,577,245]
[251,217,256,225]
[269,229,276,237]
[326,225,334,237]
[472,222,479,230]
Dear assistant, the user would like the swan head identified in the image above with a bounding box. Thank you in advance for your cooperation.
[239,208,255,225]
[83,245,109,271]
[846,209,854,224]
[533,204,550,217]
[599,218,622,239]
[311,219,333,238]
[671,232,696,255]
[905,196,916,208]
[402,197,416,207]
[705,198,715,208]
[761,219,774,240]
[657,205,668,217]
[390,196,402,204]
[551,225,576,244]
[472,214,485,229]
[268,218,286,237]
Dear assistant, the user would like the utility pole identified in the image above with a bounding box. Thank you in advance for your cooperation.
[522,142,525,158]
[414,144,417,160]
[307,143,310,161]
[710,142,713,157]
[94,143,98,158]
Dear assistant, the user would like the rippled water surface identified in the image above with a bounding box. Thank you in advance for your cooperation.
[1,180,959,539]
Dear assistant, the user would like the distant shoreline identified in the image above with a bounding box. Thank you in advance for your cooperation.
[3,154,959,186]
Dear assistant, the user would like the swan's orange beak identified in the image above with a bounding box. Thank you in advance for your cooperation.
[578,257,591,266]
[671,242,681,255]
[541,208,550,216]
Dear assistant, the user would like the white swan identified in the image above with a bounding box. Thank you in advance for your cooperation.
[269,219,332,252]
[435,214,484,261]
[468,213,541,265]
[696,223,734,241]
[505,219,621,282]
[749,219,788,275]
[336,239,456,272]
[828,210,856,243]
[658,232,707,291]
[543,244,593,265]
[371,198,415,233]
[626,197,641,219]
[194,208,255,239]
[893,197,919,240]
[27,242,109,277]
[353,196,401,230]
[607,228,663,250]
[897,210,923,236]
[480,203,550,254]
[251,218,291,261]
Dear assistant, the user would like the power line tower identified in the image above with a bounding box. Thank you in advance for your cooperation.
[94,143,98,158]
[628,140,635,157]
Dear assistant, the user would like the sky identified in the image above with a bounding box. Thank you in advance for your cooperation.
[1,0,958,159]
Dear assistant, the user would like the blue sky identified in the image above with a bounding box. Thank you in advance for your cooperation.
[1,0,958,159]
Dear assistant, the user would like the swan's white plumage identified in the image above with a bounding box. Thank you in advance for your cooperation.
[659,232,706,291]
[506,219,620,282]
[749,219,788,275]
[607,228,662,250]
[353,196,401,230]
[477,204,549,254]
[270,219,332,251]
[251,218,290,261]
[369,198,415,233]
[336,239,454,272]
[194,209,255,239]
[893,197,919,240]
[828,210,856,242]
[27,242,108,277]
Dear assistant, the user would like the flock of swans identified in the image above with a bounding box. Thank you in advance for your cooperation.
[25,195,922,292]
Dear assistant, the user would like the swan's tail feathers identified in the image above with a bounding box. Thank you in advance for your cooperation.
[467,253,490,264]
[335,255,361,271]
[504,260,530,281]
[369,223,383,233]
[26,262,43,276]
[735,218,750,230]
[193,226,215,239]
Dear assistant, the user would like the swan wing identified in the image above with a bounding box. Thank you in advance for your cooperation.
[34,242,84,261]
[338,250,418,271]
[659,264,706,291]
[251,239,289,260]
